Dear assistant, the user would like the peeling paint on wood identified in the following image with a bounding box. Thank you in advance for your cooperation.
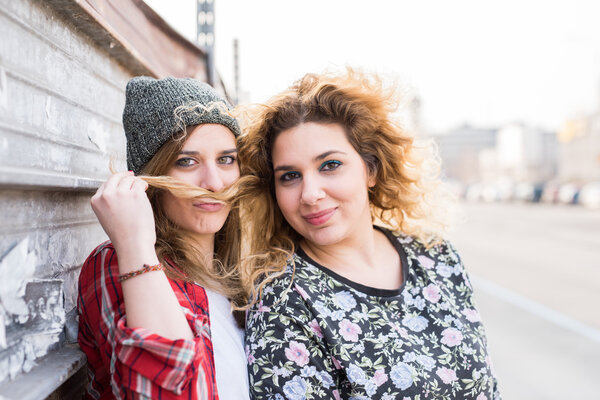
[0,0,212,394]
[0,239,37,322]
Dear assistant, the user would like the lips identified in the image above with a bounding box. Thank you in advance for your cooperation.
[193,202,224,212]
[302,207,336,226]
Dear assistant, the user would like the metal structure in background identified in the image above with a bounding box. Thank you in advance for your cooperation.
[233,38,239,104]
[197,0,215,86]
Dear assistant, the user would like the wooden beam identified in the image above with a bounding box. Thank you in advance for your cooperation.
[43,0,208,80]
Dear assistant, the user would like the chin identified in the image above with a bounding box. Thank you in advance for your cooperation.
[302,225,345,247]
[184,213,230,236]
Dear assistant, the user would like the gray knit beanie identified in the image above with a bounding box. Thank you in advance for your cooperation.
[123,76,241,174]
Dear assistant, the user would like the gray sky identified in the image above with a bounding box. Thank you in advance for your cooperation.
[145,0,600,134]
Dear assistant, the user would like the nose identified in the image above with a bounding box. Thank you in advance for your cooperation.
[199,162,224,192]
[300,174,325,205]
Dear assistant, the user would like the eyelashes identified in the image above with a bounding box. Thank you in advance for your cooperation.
[319,160,342,171]
[278,160,343,183]
[174,155,237,168]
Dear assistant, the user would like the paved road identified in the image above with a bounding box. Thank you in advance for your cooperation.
[450,202,600,399]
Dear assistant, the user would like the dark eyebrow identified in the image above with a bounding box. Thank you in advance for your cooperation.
[178,148,238,155]
[314,150,346,162]
[274,150,346,173]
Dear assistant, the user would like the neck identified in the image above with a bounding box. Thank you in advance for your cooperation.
[186,231,216,261]
[301,224,378,271]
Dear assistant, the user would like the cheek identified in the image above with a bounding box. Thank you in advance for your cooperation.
[225,167,241,185]
[161,193,185,224]
[274,186,297,217]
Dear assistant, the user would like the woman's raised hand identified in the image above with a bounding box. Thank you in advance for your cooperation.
[91,171,156,257]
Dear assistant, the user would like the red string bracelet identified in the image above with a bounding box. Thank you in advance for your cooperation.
[119,263,165,282]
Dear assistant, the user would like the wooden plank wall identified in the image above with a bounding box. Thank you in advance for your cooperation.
[0,0,210,397]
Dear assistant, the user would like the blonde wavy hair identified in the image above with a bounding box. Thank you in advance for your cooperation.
[134,103,257,308]
[237,69,454,306]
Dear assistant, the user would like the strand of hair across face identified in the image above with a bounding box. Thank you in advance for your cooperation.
[139,174,259,204]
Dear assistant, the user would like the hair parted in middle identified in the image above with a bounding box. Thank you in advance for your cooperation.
[237,68,453,306]
[135,103,257,309]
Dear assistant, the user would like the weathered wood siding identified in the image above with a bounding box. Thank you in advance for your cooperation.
[0,0,210,397]
[0,0,127,396]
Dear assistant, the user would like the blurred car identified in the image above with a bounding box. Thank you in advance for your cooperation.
[557,182,581,205]
[541,181,560,203]
[532,182,545,203]
[495,180,514,202]
[513,182,535,202]
[481,183,498,202]
[464,183,483,202]
[579,181,600,209]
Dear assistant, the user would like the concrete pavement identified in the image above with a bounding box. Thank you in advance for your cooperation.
[450,202,600,399]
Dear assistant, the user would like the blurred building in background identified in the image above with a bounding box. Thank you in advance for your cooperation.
[492,123,557,183]
[557,112,600,182]
[431,124,497,183]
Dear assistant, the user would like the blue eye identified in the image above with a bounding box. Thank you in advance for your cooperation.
[175,157,196,167]
[280,171,301,182]
[319,160,342,171]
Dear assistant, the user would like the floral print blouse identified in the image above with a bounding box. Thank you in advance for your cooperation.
[245,227,501,400]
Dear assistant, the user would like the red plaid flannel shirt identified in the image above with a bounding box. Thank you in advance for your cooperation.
[77,241,219,399]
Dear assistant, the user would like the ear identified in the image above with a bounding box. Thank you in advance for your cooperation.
[367,166,377,188]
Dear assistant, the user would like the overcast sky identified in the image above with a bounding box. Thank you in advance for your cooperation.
[144,0,600,134]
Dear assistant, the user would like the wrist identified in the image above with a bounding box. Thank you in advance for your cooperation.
[114,248,160,275]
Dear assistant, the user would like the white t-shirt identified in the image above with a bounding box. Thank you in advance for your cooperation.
[204,289,249,400]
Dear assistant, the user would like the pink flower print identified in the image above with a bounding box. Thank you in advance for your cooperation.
[332,390,342,400]
[285,340,310,367]
[476,394,488,400]
[436,367,458,384]
[308,319,324,338]
[294,284,310,301]
[257,300,270,312]
[417,255,435,269]
[338,319,362,342]
[372,369,388,386]
[331,356,343,370]
[422,283,441,303]
[245,345,255,364]
[441,327,463,347]
[462,308,481,322]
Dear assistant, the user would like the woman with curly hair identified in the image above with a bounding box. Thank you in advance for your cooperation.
[238,70,500,399]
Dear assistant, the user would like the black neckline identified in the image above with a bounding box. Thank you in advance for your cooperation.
[295,226,409,297]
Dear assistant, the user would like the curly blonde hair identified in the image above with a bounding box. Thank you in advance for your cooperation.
[237,69,453,306]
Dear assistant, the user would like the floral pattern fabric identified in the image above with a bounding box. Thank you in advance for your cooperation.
[245,227,500,400]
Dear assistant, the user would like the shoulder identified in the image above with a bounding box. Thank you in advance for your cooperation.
[80,241,118,278]
[78,241,121,301]
[385,230,466,277]
[247,254,326,322]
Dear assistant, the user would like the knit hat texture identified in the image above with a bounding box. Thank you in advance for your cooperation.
[123,76,240,174]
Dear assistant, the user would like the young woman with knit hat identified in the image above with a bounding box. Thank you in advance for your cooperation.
[77,77,250,399]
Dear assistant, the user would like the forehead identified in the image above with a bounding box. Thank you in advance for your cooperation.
[182,124,237,150]
[272,122,354,162]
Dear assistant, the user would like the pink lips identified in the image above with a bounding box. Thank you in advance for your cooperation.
[302,207,336,226]
[193,202,224,212]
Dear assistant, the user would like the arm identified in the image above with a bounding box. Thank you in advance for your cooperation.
[90,171,192,340]
[78,243,216,398]
[245,287,342,400]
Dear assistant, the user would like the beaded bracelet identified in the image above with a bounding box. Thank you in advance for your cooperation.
[119,263,165,282]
